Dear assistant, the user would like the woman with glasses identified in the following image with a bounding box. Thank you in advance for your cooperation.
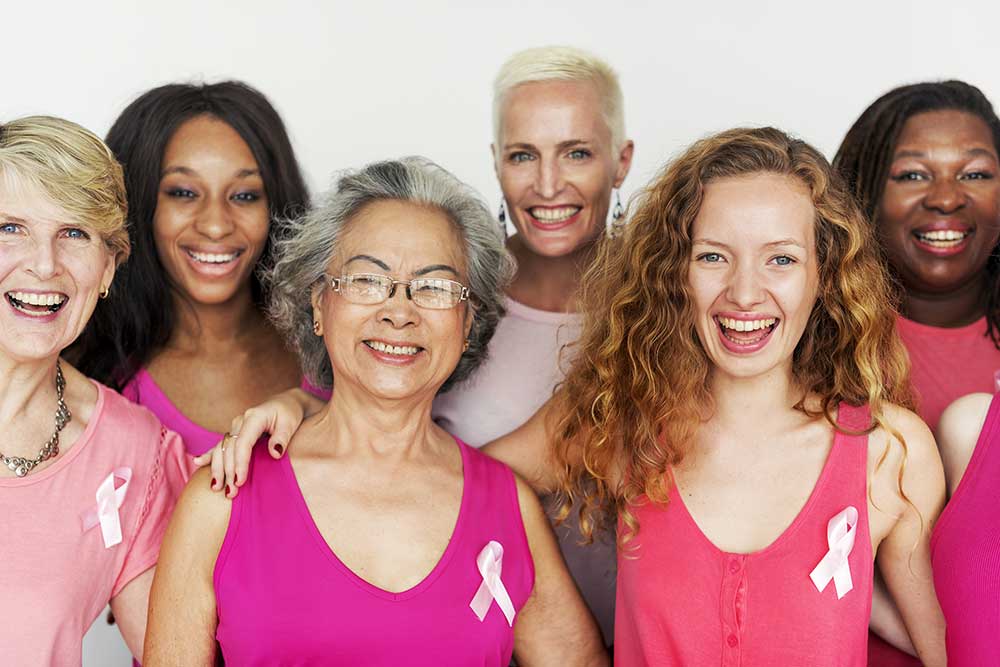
[143,158,607,666]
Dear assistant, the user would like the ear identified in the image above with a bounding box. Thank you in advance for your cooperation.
[613,139,635,188]
[99,251,117,298]
[490,143,500,180]
[311,282,326,335]
[462,301,476,342]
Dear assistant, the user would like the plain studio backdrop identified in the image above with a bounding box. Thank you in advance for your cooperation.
[3,0,999,663]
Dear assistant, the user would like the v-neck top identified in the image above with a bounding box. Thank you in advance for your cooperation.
[615,403,873,667]
[213,437,535,665]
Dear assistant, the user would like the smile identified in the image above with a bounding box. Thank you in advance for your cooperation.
[912,229,972,249]
[5,291,68,317]
[363,340,423,357]
[185,249,243,264]
[526,206,582,230]
[715,315,779,351]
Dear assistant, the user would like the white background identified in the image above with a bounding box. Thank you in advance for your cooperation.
[3,0,998,663]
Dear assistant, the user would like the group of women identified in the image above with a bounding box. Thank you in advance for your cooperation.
[0,45,997,667]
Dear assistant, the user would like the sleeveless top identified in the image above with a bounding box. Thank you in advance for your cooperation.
[616,404,873,667]
[214,437,535,666]
[931,392,1000,666]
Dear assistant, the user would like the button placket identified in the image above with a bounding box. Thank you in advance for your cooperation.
[719,554,747,666]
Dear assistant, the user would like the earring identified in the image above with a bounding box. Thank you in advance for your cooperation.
[611,189,624,221]
[313,321,322,335]
[498,201,506,224]
[463,338,470,352]
[99,286,110,299]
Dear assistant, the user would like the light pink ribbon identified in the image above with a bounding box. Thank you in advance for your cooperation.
[469,541,516,627]
[81,467,132,548]
[809,505,858,599]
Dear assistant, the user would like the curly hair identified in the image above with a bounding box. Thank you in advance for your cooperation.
[833,80,1000,348]
[552,127,915,543]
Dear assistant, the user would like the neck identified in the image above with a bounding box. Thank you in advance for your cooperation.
[901,278,988,328]
[505,234,596,312]
[168,286,266,355]
[707,364,804,430]
[0,353,61,457]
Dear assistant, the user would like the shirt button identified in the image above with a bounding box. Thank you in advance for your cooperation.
[727,634,738,647]
[728,559,741,573]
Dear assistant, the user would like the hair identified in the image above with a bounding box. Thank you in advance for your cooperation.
[834,80,1000,348]
[552,127,915,543]
[70,81,310,388]
[267,157,515,392]
[492,45,626,154]
[0,115,129,263]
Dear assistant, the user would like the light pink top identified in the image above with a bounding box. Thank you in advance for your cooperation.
[616,404,873,666]
[0,382,189,666]
[931,392,1000,666]
[122,367,330,457]
[897,315,1000,432]
[214,437,535,665]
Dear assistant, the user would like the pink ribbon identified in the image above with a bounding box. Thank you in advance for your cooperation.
[809,505,858,599]
[469,541,516,627]
[81,467,132,548]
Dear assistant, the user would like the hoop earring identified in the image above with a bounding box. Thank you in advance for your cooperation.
[99,286,110,299]
[463,339,470,352]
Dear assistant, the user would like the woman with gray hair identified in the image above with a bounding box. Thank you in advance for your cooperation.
[144,157,607,666]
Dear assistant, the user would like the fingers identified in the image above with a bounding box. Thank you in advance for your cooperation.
[210,445,225,492]
[222,431,237,498]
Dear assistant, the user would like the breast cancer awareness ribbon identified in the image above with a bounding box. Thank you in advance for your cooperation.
[80,467,132,548]
[809,505,859,599]
[469,541,516,627]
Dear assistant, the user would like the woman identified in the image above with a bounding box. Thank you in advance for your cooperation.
[834,80,1000,666]
[71,81,313,473]
[215,129,947,665]
[0,116,188,664]
[144,158,607,665]
[932,392,998,666]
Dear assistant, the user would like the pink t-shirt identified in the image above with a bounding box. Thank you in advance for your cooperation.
[0,382,189,666]
[897,315,1000,432]
[214,438,535,665]
[616,404,873,666]
[122,367,331,457]
[931,392,1000,666]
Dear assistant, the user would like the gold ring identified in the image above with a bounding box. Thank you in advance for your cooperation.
[221,431,234,453]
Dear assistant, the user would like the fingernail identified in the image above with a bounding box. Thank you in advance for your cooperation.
[211,478,217,488]
[274,443,284,455]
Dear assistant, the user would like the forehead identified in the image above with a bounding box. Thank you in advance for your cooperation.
[694,173,815,246]
[336,200,466,272]
[500,80,610,143]
[162,115,259,171]
[895,110,998,159]
[0,174,78,227]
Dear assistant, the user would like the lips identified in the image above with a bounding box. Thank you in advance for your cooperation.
[525,205,583,231]
[182,247,245,277]
[714,315,780,354]
[911,223,974,257]
[5,290,68,318]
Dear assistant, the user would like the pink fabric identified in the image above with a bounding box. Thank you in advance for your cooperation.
[897,315,1000,432]
[616,404,874,667]
[214,437,535,666]
[931,392,1000,666]
[122,367,331,457]
[0,382,189,666]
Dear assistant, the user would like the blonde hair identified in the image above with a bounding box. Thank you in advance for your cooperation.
[492,45,626,153]
[0,115,130,264]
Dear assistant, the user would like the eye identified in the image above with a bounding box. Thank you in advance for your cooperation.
[769,255,796,266]
[890,171,928,182]
[0,222,22,234]
[696,252,725,263]
[165,187,197,199]
[62,227,91,240]
[507,151,535,164]
[960,171,994,181]
[232,191,263,203]
[567,148,592,160]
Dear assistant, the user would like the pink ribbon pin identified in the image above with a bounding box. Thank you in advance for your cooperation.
[809,505,858,599]
[81,467,132,548]
[470,541,516,627]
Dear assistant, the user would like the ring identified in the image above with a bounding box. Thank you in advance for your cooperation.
[221,432,234,453]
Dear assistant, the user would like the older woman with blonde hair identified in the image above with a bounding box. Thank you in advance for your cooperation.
[0,116,188,664]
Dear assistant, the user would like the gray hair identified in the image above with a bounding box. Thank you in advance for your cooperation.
[266,157,516,392]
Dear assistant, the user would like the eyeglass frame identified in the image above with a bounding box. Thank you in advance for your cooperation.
[322,272,472,310]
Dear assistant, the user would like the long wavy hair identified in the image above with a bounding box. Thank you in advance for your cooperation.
[552,127,915,543]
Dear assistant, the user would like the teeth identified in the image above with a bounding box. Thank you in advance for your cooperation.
[365,340,420,356]
[188,250,239,264]
[717,317,777,332]
[531,206,580,222]
[8,291,66,306]
[917,230,967,241]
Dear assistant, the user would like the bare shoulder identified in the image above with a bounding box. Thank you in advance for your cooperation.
[938,393,993,496]
[169,466,233,548]
[867,403,943,507]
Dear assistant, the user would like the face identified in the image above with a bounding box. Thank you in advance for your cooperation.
[311,200,473,402]
[689,173,819,381]
[878,110,1000,296]
[495,80,633,257]
[0,178,116,363]
[153,115,270,307]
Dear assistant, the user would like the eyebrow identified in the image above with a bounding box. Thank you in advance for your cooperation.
[0,213,27,224]
[502,139,592,152]
[161,166,262,178]
[344,255,459,277]
[893,147,998,160]
[692,238,806,250]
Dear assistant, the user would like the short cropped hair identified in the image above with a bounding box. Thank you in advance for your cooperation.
[492,45,626,152]
[0,115,129,263]
[267,157,515,392]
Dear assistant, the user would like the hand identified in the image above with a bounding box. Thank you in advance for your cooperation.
[192,388,315,498]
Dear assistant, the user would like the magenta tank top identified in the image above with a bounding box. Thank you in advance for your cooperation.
[214,438,535,666]
[616,403,873,666]
[931,392,1000,666]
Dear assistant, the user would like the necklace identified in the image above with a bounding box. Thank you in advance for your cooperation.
[1,362,72,477]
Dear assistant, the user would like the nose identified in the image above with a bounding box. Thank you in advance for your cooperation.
[25,236,60,280]
[193,197,237,240]
[377,282,420,329]
[923,177,965,214]
[725,261,766,309]
[534,157,565,199]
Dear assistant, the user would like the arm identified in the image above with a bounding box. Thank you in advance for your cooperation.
[109,568,155,660]
[511,476,608,667]
[870,405,947,667]
[868,570,917,656]
[937,392,992,497]
[143,467,232,665]
[483,398,560,493]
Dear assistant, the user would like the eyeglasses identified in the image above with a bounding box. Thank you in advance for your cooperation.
[324,273,471,310]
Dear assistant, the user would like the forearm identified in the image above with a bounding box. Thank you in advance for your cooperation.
[869,570,917,657]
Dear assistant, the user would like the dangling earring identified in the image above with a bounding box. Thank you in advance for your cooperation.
[313,321,322,335]
[498,201,506,224]
[611,189,624,221]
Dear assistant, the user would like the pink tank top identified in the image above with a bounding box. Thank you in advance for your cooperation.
[214,438,535,666]
[931,392,1000,666]
[616,404,873,666]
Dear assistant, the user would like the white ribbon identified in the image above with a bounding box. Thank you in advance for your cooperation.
[809,505,859,599]
[469,541,516,627]
[81,467,132,548]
